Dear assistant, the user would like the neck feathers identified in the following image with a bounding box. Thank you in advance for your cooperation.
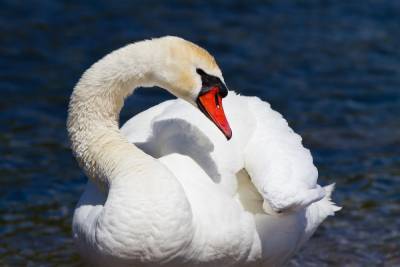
[67,40,159,188]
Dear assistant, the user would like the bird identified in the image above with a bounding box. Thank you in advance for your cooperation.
[68,36,340,267]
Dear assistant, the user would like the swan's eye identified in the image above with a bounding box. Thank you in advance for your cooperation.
[196,68,228,98]
[196,68,206,76]
[196,68,220,87]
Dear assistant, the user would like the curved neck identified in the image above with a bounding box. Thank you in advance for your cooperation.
[67,42,162,189]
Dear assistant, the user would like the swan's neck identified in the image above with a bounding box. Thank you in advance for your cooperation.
[67,41,161,189]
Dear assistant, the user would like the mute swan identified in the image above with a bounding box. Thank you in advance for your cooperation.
[68,36,340,267]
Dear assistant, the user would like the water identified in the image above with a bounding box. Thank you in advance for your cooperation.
[1,0,399,266]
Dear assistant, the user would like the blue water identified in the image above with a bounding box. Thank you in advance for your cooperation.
[1,0,399,266]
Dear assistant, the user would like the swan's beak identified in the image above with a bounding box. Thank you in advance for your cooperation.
[197,87,232,140]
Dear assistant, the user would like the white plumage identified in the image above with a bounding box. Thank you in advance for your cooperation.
[69,36,340,267]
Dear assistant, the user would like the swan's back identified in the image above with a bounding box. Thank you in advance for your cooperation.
[119,92,340,264]
[122,94,255,195]
[74,93,340,266]
[122,92,322,206]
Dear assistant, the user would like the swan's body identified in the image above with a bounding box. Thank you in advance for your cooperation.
[69,36,340,267]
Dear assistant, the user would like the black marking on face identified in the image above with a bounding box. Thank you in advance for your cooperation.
[196,68,228,97]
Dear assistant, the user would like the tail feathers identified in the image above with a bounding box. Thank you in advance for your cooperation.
[317,183,342,216]
[305,183,341,233]
[296,184,341,250]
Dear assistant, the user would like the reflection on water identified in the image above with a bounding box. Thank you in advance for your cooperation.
[0,0,399,265]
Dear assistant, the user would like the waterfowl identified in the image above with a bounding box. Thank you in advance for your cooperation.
[68,36,340,267]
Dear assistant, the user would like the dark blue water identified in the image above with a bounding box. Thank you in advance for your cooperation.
[1,0,399,266]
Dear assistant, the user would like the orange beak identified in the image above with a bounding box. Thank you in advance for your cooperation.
[197,87,232,140]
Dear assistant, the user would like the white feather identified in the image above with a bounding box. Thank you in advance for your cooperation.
[69,36,340,267]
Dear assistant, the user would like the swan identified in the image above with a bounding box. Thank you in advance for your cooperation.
[68,36,340,267]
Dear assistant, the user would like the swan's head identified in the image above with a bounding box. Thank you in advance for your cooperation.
[151,36,232,140]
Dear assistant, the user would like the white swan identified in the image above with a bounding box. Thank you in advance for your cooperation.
[68,36,340,267]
